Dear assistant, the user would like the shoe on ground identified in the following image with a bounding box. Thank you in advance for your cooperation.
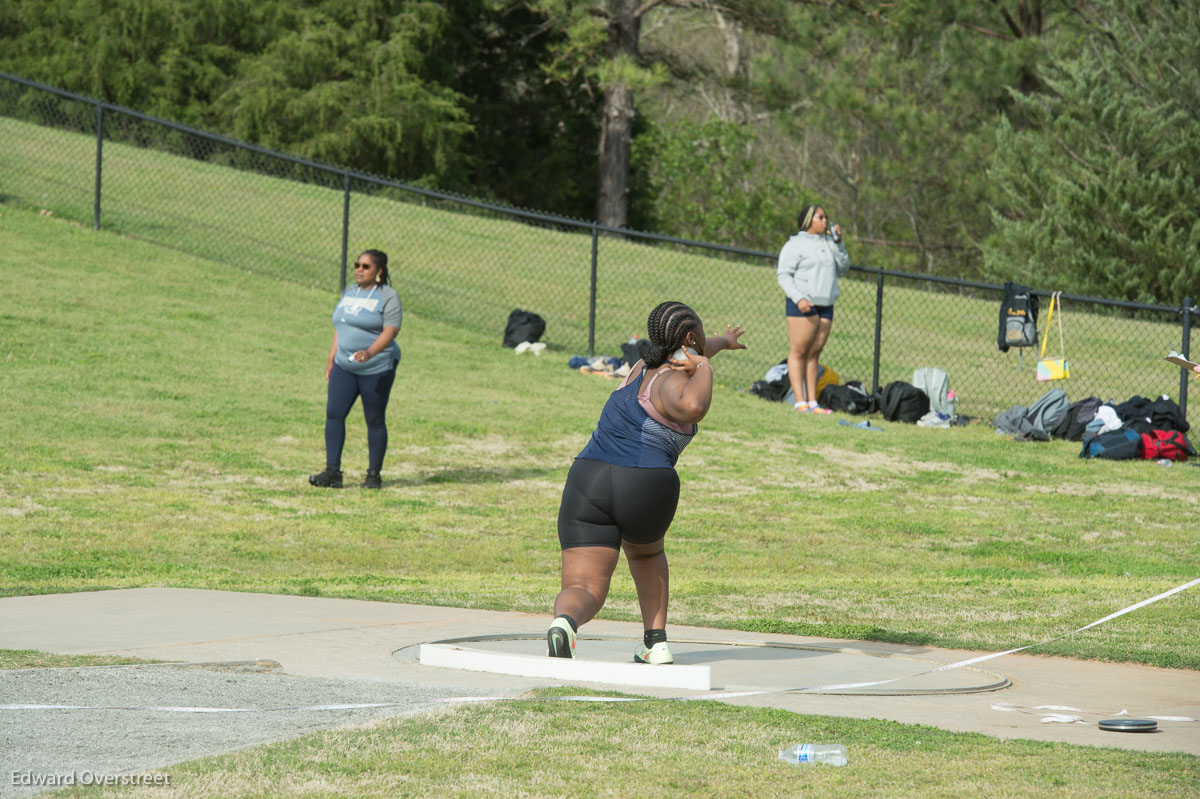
[634,641,673,665]
[308,468,343,488]
[547,617,577,659]
[361,471,382,489]
[916,411,951,428]
[810,405,833,415]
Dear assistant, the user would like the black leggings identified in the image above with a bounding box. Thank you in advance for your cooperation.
[325,363,396,472]
[557,458,680,550]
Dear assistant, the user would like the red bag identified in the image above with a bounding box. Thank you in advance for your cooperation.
[1140,429,1197,461]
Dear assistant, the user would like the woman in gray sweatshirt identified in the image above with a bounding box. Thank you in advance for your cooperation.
[776,205,850,412]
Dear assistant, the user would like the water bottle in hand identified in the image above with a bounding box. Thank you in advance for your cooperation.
[778,743,847,766]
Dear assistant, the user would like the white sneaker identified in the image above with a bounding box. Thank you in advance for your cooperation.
[634,642,673,664]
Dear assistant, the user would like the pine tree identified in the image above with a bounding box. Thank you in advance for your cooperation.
[986,0,1200,304]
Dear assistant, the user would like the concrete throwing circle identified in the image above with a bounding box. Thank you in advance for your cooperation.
[402,634,1010,696]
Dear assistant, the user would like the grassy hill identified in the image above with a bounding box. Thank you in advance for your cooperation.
[3,112,1196,427]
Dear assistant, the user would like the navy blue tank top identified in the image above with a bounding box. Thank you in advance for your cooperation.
[576,366,697,468]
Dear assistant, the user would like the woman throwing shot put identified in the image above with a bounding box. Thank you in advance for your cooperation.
[547,302,746,664]
[777,205,850,413]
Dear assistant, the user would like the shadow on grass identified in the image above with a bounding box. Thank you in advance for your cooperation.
[389,465,558,487]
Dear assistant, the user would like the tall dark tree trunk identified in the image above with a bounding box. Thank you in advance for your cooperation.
[596,0,641,228]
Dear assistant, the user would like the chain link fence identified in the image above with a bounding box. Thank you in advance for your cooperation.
[3,71,1196,429]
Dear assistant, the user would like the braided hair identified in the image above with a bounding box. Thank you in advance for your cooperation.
[361,249,390,285]
[642,301,701,369]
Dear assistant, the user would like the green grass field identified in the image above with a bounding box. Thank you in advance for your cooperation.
[3,112,1196,427]
[1,204,1198,667]
[2,154,1199,796]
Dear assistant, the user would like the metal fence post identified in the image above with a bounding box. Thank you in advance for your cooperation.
[871,268,884,394]
[588,223,599,358]
[1181,296,1193,418]
[339,171,350,293]
[92,104,103,230]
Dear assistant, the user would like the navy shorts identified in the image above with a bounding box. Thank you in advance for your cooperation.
[786,298,834,319]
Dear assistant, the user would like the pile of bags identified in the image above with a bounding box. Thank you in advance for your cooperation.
[995,389,1196,461]
[749,363,959,425]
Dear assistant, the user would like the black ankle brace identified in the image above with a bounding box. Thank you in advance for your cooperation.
[643,628,667,647]
[557,614,579,633]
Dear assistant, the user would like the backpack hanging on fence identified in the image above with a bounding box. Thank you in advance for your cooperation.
[998,282,1039,352]
[1036,291,1069,381]
[880,381,929,423]
[1139,430,1196,461]
[1079,428,1142,460]
[503,309,546,348]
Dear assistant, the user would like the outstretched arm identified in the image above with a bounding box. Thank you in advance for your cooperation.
[702,325,747,359]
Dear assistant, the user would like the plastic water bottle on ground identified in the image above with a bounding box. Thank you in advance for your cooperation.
[778,743,847,766]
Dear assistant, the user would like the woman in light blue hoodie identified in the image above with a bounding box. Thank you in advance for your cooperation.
[776,205,850,412]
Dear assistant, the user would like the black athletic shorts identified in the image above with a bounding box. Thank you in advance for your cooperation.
[557,458,680,550]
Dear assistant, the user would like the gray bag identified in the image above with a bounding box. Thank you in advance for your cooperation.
[1025,389,1069,436]
[994,406,1029,435]
[912,367,953,417]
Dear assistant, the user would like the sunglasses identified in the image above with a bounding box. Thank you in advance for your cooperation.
[353,261,374,270]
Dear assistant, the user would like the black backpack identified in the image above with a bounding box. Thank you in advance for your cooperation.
[503,309,546,348]
[1051,396,1102,441]
[819,381,876,414]
[620,338,653,366]
[750,379,791,402]
[998,282,1039,352]
[880,381,929,423]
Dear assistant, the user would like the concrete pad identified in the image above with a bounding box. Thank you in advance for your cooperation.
[413,634,1009,695]
[419,642,713,690]
[1,588,1198,756]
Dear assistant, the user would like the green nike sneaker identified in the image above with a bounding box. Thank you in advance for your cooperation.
[546,617,577,659]
[634,641,673,664]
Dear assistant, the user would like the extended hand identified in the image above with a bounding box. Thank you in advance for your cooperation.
[723,325,747,350]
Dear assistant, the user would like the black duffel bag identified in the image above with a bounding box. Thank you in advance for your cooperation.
[819,381,876,415]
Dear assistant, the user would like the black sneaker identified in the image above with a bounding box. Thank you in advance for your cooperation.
[361,471,382,489]
[308,468,342,488]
